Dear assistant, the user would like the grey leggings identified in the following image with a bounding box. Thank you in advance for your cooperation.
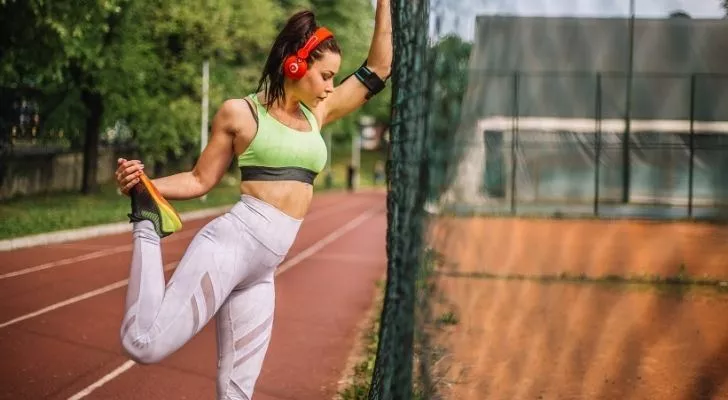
[120,194,302,400]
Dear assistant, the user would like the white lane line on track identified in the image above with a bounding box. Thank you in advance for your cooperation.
[0,246,134,281]
[0,199,366,281]
[0,262,178,330]
[305,253,386,264]
[66,360,136,400]
[276,206,382,275]
[64,205,382,400]
[54,244,125,251]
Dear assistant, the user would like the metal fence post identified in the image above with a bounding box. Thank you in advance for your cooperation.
[594,73,602,216]
[622,0,635,204]
[510,71,520,215]
[688,73,696,218]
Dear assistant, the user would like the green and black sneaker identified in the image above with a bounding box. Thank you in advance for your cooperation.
[128,172,183,238]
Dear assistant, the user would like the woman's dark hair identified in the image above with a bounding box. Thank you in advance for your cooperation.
[256,10,341,109]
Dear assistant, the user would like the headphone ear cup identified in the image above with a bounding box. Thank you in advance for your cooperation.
[283,55,306,80]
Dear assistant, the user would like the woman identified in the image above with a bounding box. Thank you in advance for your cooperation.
[113,2,391,399]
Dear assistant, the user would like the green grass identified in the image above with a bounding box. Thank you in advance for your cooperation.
[337,280,384,400]
[0,178,242,240]
[0,147,387,240]
[435,311,459,326]
[337,250,456,400]
[433,268,728,297]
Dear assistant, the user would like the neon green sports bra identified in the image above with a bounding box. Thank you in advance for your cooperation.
[237,94,327,185]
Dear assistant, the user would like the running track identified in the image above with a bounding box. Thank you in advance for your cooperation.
[0,191,387,400]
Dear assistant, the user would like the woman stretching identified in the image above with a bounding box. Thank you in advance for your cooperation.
[113,2,391,399]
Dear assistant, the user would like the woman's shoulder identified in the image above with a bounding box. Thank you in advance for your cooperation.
[215,96,259,133]
[218,98,253,117]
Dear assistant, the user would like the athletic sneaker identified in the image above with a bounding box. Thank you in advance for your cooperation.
[127,172,183,238]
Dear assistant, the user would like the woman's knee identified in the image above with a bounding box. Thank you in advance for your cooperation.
[120,332,168,365]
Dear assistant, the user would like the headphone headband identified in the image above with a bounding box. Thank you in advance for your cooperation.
[296,27,334,60]
[283,26,334,80]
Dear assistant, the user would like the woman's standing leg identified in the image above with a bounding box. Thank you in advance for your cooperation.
[215,269,277,400]
[213,195,302,400]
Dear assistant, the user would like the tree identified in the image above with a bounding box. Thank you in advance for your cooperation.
[425,34,472,201]
[0,0,284,193]
[0,0,139,193]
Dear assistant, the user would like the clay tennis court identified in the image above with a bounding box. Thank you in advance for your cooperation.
[428,216,728,400]
[0,191,387,400]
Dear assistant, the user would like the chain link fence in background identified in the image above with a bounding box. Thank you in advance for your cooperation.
[459,71,728,220]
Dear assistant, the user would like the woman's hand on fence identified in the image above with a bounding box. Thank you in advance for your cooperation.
[116,158,145,196]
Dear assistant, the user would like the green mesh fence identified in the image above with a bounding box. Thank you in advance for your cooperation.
[371,1,728,399]
[367,0,431,399]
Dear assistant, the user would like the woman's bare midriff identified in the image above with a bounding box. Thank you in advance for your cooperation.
[239,180,314,220]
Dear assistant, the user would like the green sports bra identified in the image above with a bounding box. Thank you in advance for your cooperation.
[237,94,327,185]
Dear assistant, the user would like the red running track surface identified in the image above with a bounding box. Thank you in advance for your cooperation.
[0,191,387,400]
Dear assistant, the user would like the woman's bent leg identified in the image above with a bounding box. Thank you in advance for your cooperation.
[120,215,253,364]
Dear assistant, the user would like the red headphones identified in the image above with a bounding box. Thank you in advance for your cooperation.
[283,27,334,80]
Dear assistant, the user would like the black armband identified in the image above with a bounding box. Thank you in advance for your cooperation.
[342,60,387,100]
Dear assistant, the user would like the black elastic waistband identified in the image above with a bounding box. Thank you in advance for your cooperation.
[240,166,317,185]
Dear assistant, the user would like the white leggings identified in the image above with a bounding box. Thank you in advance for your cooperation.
[120,195,302,400]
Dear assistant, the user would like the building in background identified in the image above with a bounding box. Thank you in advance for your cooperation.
[440,14,728,219]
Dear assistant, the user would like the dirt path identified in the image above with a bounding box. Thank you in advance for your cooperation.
[427,216,728,400]
[433,278,728,400]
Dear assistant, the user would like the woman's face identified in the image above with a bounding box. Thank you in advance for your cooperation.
[294,50,341,108]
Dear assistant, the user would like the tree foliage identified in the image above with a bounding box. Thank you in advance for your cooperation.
[0,0,387,193]
[426,34,472,198]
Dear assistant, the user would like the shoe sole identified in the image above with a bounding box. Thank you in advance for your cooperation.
[138,173,183,235]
